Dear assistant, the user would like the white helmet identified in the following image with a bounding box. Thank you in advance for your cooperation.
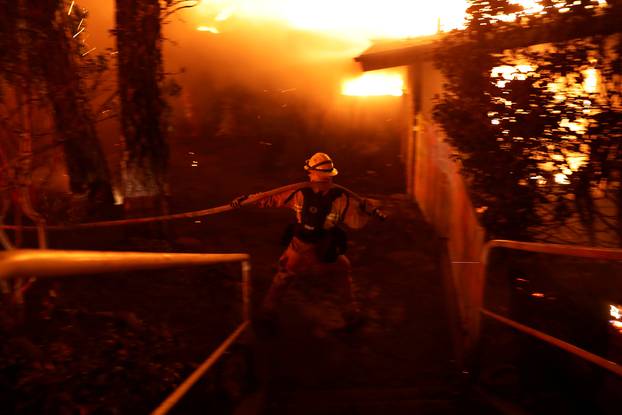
[304,152,338,177]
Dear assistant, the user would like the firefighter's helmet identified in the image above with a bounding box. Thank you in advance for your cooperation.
[304,152,338,177]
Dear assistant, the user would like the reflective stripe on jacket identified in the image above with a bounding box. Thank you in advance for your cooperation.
[250,182,370,230]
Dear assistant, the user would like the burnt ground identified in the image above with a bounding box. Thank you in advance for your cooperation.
[163,190,461,414]
[238,196,461,415]
[164,140,462,412]
[1,139,464,414]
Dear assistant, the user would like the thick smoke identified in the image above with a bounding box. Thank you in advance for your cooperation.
[78,1,408,201]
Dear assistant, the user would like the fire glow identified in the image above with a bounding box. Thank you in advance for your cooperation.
[610,305,622,333]
[191,1,595,98]
[491,61,602,184]
[191,0,601,40]
[193,0,468,40]
[342,72,404,97]
[197,25,220,33]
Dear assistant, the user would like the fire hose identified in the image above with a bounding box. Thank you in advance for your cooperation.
[0,182,385,232]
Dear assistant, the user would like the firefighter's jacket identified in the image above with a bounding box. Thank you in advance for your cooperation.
[248,182,370,230]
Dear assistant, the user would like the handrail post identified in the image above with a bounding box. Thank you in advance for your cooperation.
[241,260,251,321]
[36,221,47,249]
[477,239,622,378]
[0,249,253,415]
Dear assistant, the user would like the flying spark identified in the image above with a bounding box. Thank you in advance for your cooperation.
[197,26,220,33]
[81,47,96,56]
[215,7,235,21]
[73,27,85,38]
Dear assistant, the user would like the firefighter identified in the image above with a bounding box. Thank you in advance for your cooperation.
[230,152,386,332]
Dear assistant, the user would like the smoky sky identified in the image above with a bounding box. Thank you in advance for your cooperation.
[78,1,372,105]
[75,0,406,187]
[24,1,406,198]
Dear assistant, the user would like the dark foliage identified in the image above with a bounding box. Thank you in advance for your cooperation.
[434,1,622,243]
[0,1,115,217]
[0,263,243,414]
[0,307,186,414]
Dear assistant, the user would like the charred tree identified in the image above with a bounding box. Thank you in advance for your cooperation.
[115,0,169,216]
[30,0,115,218]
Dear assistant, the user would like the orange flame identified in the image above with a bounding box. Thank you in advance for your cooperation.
[191,0,469,40]
[610,305,622,333]
[190,1,609,42]
[188,1,606,98]
[197,25,220,33]
[342,71,404,97]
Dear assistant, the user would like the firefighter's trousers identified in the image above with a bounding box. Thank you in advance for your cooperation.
[262,236,359,315]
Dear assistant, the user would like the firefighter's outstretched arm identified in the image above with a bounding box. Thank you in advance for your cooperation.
[230,182,309,209]
[359,198,388,221]
[333,184,387,221]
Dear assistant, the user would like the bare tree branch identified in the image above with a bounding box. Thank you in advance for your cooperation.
[532,229,578,245]
[594,209,620,232]
[162,1,199,18]
[94,89,118,117]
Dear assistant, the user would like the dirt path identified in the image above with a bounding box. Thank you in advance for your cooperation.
[214,195,461,414]
[13,143,461,413]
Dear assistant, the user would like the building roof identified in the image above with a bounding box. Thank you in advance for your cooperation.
[355,6,622,72]
[354,34,443,71]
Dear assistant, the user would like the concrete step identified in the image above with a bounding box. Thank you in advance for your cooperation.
[267,386,457,415]
[272,399,455,415]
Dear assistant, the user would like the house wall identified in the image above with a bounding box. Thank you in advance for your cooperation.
[408,60,487,354]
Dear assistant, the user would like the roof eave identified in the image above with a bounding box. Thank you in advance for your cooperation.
[355,44,437,71]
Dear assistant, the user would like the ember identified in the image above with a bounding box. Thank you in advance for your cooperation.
[610,305,622,333]
[197,25,220,33]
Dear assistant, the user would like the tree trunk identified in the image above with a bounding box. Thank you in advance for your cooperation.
[575,166,597,245]
[30,0,115,218]
[0,0,19,64]
[115,0,168,217]
[617,179,622,247]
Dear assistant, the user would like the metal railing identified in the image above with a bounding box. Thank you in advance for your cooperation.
[0,249,252,415]
[480,239,622,378]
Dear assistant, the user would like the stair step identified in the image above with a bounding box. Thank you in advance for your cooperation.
[287,386,448,402]
[272,398,455,415]
[268,387,457,415]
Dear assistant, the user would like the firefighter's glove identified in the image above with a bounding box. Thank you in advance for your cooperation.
[360,199,387,221]
[359,199,371,213]
[230,195,249,209]
[372,208,387,221]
